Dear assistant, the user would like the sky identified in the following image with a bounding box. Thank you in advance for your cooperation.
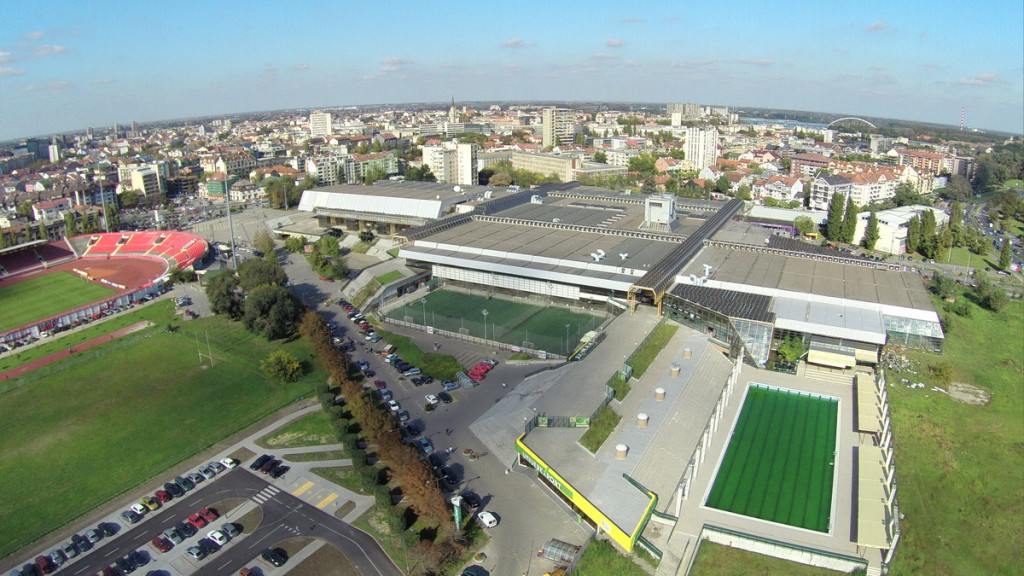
[1,0,1022,141]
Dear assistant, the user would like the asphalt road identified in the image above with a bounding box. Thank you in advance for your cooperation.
[58,469,400,576]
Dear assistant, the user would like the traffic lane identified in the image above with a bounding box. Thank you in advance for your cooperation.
[60,469,254,576]
[193,471,402,576]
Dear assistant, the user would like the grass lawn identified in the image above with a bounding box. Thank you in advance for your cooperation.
[0,313,325,559]
[259,411,338,448]
[626,321,679,379]
[390,289,603,354]
[314,466,369,496]
[0,271,116,332]
[352,279,382,308]
[575,540,648,576]
[579,405,622,453]
[286,449,347,462]
[0,300,177,375]
[291,542,359,576]
[885,293,1024,575]
[374,270,404,285]
[706,386,837,532]
[690,541,849,576]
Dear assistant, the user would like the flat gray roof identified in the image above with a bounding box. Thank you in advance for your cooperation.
[495,194,705,237]
[680,246,935,312]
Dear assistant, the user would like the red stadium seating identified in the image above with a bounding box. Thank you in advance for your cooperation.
[73,231,208,271]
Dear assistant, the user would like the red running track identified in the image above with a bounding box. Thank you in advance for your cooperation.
[0,321,152,382]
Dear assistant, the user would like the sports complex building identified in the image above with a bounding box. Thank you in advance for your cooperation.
[0,231,208,346]
[297,181,918,573]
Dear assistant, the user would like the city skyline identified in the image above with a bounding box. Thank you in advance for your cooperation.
[1,0,1021,141]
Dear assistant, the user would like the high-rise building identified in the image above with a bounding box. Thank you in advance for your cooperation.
[48,143,61,163]
[309,111,332,137]
[542,108,574,148]
[667,102,702,125]
[684,127,719,170]
[422,141,478,185]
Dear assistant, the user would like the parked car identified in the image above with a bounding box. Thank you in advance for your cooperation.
[163,526,184,545]
[140,496,160,511]
[461,492,482,509]
[120,510,142,525]
[219,457,239,469]
[442,380,460,391]
[269,464,289,479]
[187,472,206,485]
[417,437,434,454]
[425,394,439,405]
[130,502,149,516]
[259,458,280,474]
[164,481,186,498]
[261,548,286,567]
[208,530,229,546]
[199,507,219,523]
[154,489,173,503]
[186,546,207,561]
[72,533,91,552]
[151,536,173,553]
[478,511,499,528]
[85,527,104,544]
[386,400,401,412]
[438,392,453,404]
[99,522,117,537]
[187,514,208,530]
[397,410,410,423]
[198,465,217,479]
[379,389,393,401]
[250,454,272,471]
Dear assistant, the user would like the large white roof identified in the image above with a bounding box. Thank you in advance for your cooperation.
[298,189,449,219]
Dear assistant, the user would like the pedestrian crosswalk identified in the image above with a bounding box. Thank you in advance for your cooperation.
[250,484,280,504]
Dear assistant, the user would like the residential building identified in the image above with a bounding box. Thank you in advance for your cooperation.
[789,152,832,177]
[32,198,72,221]
[752,175,803,202]
[685,127,718,170]
[202,173,239,200]
[48,143,61,163]
[810,174,853,210]
[667,102,701,125]
[541,108,574,148]
[510,150,580,182]
[422,142,478,185]
[310,111,332,137]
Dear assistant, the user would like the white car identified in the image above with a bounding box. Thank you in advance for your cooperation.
[130,502,149,516]
[208,529,229,546]
[478,511,498,528]
[219,457,239,469]
[387,400,401,412]
[425,394,439,405]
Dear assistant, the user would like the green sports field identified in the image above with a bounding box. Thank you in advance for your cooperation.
[706,385,838,532]
[0,301,324,559]
[0,271,116,332]
[389,289,603,354]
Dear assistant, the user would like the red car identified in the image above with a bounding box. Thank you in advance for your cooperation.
[188,513,208,529]
[35,555,55,574]
[154,489,173,503]
[199,507,219,523]
[151,536,173,553]
[374,379,387,390]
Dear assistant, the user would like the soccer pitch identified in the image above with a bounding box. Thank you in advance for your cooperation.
[389,289,603,354]
[0,271,116,332]
[706,385,838,532]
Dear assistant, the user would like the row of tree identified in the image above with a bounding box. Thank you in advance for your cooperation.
[299,312,465,571]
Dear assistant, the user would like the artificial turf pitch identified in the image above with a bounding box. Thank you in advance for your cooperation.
[389,289,602,354]
[0,270,116,332]
[706,385,838,532]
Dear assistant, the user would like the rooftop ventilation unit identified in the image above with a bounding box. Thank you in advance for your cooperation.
[590,251,606,262]
[619,253,629,260]
[596,249,606,258]
[453,185,462,193]
[530,195,543,204]
[553,218,561,223]
[483,190,493,199]
[702,264,713,279]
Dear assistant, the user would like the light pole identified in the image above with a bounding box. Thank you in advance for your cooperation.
[420,299,427,326]
[481,309,488,341]
[565,323,571,354]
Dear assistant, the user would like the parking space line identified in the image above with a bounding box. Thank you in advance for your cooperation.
[292,481,315,496]
[316,493,338,509]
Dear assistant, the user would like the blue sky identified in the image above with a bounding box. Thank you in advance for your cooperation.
[1,0,1021,141]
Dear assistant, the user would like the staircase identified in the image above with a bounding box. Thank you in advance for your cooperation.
[804,363,853,386]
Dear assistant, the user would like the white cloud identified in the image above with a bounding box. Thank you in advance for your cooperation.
[23,80,73,92]
[739,58,774,67]
[380,56,410,74]
[294,63,310,71]
[622,17,644,24]
[34,45,67,57]
[0,51,13,63]
[91,78,116,85]
[502,38,525,48]
[0,66,27,77]
[606,38,624,48]
[956,73,1007,86]
[865,22,889,32]
[22,31,45,40]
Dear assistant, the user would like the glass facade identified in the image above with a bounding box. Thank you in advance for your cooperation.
[662,295,773,366]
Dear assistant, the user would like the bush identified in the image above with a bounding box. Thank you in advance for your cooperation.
[928,361,956,386]
[261,350,304,382]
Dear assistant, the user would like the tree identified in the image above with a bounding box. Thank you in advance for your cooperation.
[949,201,963,230]
[253,228,275,258]
[842,196,859,243]
[238,258,288,291]
[826,192,845,241]
[284,235,306,253]
[63,212,78,238]
[37,222,48,241]
[362,165,387,185]
[776,335,805,363]
[103,203,120,231]
[593,150,607,164]
[0,229,7,249]
[999,241,1012,270]
[906,215,921,254]
[206,272,243,319]
[243,285,302,340]
[893,182,926,207]
[944,175,973,201]
[16,200,33,220]
[627,153,658,177]
[318,235,340,257]
[973,275,1007,312]
[794,216,816,237]
[358,230,375,243]
[261,350,304,382]
[863,211,879,249]
[119,189,139,209]
[404,165,437,182]
[919,209,938,258]
[929,272,957,299]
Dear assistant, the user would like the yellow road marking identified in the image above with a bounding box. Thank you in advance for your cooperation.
[292,481,315,496]
[316,493,338,509]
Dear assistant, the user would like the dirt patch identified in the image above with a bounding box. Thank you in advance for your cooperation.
[235,506,264,533]
[273,536,316,559]
[948,382,991,405]
[289,542,359,576]
[208,497,248,517]
[335,500,357,521]
[229,446,257,464]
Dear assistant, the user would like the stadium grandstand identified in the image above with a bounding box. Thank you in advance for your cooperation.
[0,239,78,279]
